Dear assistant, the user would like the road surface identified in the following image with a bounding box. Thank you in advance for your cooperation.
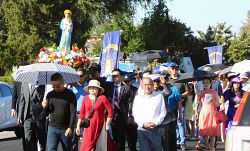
[0,131,224,151]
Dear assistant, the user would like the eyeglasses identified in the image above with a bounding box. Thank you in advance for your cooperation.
[80,75,84,77]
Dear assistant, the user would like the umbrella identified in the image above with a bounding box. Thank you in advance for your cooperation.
[15,63,80,85]
[131,50,167,62]
[152,65,170,74]
[12,65,27,79]
[160,62,172,67]
[198,64,228,73]
[175,69,217,83]
[231,60,250,74]
[118,63,137,73]
[218,66,233,75]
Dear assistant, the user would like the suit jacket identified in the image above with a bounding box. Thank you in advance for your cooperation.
[128,85,138,116]
[18,84,45,121]
[102,81,114,102]
[112,83,132,123]
[11,82,22,114]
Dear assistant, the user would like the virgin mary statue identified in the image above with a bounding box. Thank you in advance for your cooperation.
[59,10,73,51]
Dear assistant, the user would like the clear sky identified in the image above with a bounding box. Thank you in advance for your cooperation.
[135,0,250,35]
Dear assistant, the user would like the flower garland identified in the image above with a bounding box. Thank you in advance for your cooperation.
[36,47,91,69]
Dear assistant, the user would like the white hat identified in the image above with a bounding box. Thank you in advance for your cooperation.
[143,74,160,81]
[84,80,105,94]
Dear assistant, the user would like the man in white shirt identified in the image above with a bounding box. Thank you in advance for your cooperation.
[133,77,166,151]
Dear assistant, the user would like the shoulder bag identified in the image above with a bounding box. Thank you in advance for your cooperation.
[160,85,178,127]
[81,97,98,128]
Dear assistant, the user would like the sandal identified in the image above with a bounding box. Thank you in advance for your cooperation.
[195,144,205,151]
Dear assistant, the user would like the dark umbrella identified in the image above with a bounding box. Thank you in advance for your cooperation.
[131,50,167,62]
[175,70,217,83]
[219,66,233,75]
[198,64,228,73]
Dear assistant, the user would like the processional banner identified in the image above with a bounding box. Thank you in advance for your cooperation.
[99,30,121,77]
[207,45,223,64]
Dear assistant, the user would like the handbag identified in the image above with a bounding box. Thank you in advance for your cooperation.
[160,85,178,127]
[160,108,178,127]
[217,110,227,123]
[81,98,97,128]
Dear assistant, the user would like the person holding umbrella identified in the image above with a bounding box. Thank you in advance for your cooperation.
[42,73,76,151]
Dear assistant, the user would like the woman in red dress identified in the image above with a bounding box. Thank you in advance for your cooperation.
[195,78,221,151]
[76,80,114,151]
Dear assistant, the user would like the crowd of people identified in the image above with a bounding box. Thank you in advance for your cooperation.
[10,62,250,151]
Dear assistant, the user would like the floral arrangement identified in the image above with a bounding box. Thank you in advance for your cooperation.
[36,47,91,69]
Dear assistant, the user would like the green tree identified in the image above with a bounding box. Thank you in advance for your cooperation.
[90,12,145,56]
[226,11,250,64]
[198,22,234,64]
[0,0,151,73]
[198,23,234,45]
[139,0,208,67]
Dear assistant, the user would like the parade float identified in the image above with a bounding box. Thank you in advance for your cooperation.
[36,46,91,69]
[36,9,91,69]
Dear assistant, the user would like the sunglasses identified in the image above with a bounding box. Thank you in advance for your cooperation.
[153,79,160,82]
[171,67,179,70]
[80,75,84,77]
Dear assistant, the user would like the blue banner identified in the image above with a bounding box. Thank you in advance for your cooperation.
[99,30,121,77]
[207,45,223,64]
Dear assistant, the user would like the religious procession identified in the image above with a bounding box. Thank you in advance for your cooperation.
[0,3,250,151]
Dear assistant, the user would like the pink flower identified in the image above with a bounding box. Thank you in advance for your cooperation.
[39,48,44,52]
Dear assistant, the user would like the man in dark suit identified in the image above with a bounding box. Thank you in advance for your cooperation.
[111,69,132,151]
[18,84,46,151]
[11,81,26,151]
[11,81,22,117]
[124,75,138,151]
[89,63,114,101]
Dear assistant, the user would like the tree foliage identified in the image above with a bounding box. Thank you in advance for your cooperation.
[226,11,250,64]
[0,0,151,73]
[139,1,208,67]
[90,12,145,56]
[198,22,234,65]
[1,0,249,74]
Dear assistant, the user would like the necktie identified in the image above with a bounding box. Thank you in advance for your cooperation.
[29,84,35,96]
[28,84,35,118]
[114,85,119,109]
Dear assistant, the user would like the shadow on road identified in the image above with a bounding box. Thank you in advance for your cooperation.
[0,137,18,142]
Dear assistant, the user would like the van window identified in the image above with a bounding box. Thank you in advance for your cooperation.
[239,94,250,126]
[0,84,12,97]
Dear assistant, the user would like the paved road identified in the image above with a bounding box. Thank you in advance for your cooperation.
[0,131,224,151]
